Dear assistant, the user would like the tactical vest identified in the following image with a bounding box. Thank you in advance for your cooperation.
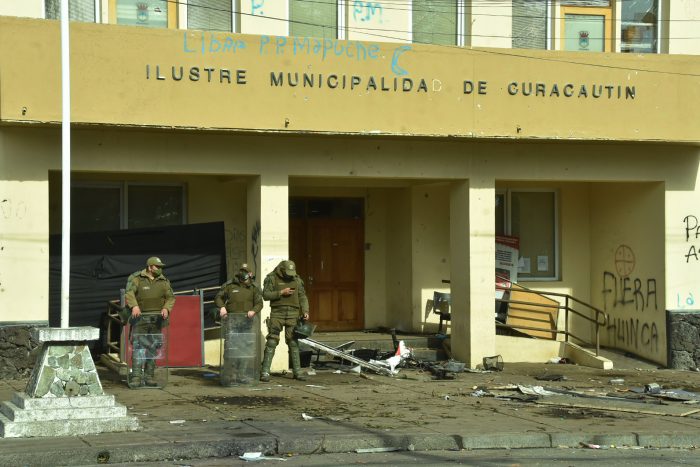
[224,284,257,313]
[269,274,300,309]
[135,276,170,313]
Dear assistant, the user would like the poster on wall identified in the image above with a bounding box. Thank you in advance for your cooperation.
[496,235,519,299]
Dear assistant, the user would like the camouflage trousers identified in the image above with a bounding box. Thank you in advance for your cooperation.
[130,314,165,375]
[265,306,302,345]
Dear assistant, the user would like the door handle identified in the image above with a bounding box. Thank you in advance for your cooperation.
[308,276,313,286]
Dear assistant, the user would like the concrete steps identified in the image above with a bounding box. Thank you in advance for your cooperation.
[1,400,128,422]
[580,346,660,370]
[0,392,139,438]
[0,411,139,438]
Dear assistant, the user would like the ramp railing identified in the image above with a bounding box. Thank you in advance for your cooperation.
[495,274,607,356]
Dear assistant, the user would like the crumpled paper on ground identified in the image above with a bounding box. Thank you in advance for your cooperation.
[240,452,287,461]
[517,385,558,396]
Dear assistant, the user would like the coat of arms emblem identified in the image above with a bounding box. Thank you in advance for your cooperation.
[579,30,590,49]
[136,2,149,23]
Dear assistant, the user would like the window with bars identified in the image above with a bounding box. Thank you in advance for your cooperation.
[289,0,337,38]
[187,0,233,32]
[45,0,96,22]
[412,0,458,46]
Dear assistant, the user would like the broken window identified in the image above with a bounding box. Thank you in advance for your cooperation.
[621,0,659,53]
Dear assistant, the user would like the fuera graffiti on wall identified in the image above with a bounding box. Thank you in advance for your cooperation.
[601,245,660,355]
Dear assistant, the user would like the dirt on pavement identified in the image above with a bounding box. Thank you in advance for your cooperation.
[143,359,700,432]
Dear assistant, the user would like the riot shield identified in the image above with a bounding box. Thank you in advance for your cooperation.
[127,314,169,389]
[219,312,260,386]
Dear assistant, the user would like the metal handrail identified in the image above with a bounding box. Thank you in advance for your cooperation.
[498,288,606,326]
[495,273,607,356]
[104,300,123,356]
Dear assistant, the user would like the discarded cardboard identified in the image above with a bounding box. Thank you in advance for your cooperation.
[506,284,559,339]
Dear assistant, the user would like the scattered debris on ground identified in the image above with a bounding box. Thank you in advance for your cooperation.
[255,332,700,424]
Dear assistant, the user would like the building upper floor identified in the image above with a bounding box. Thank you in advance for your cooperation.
[1,0,698,55]
[1,11,699,143]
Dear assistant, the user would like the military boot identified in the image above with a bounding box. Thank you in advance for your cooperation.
[260,344,275,382]
[129,367,143,388]
[290,346,307,381]
[144,361,158,387]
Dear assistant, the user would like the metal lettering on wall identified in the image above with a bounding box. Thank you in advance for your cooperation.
[142,32,637,101]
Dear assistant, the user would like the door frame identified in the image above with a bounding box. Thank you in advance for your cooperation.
[289,197,365,331]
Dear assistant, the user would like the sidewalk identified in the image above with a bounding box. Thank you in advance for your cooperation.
[1,361,700,466]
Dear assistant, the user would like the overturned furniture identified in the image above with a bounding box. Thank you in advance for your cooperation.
[432,291,452,335]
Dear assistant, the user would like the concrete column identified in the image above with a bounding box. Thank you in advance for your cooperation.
[449,177,496,368]
[385,187,412,330]
[249,174,290,372]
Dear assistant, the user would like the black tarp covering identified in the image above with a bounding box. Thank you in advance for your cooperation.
[49,222,226,329]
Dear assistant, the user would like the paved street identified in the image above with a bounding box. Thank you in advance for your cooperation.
[2,360,700,465]
[87,447,700,467]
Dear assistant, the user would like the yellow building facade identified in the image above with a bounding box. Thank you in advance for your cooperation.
[1,2,699,370]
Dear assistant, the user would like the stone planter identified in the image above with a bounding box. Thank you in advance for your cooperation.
[667,310,700,371]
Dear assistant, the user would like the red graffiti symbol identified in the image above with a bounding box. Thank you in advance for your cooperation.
[614,245,636,278]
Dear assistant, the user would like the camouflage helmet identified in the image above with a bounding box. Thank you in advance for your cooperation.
[293,320,316,338]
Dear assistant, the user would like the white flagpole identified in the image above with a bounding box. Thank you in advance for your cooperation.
[60,0,71,329]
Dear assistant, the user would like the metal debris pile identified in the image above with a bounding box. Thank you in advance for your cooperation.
[467,379,700,417]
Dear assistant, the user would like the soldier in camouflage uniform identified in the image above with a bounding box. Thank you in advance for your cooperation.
[214,264,263,384]
[125,256,175,387]
[260,260,309,382]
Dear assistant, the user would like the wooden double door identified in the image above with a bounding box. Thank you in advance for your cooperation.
[290,198,364,331]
